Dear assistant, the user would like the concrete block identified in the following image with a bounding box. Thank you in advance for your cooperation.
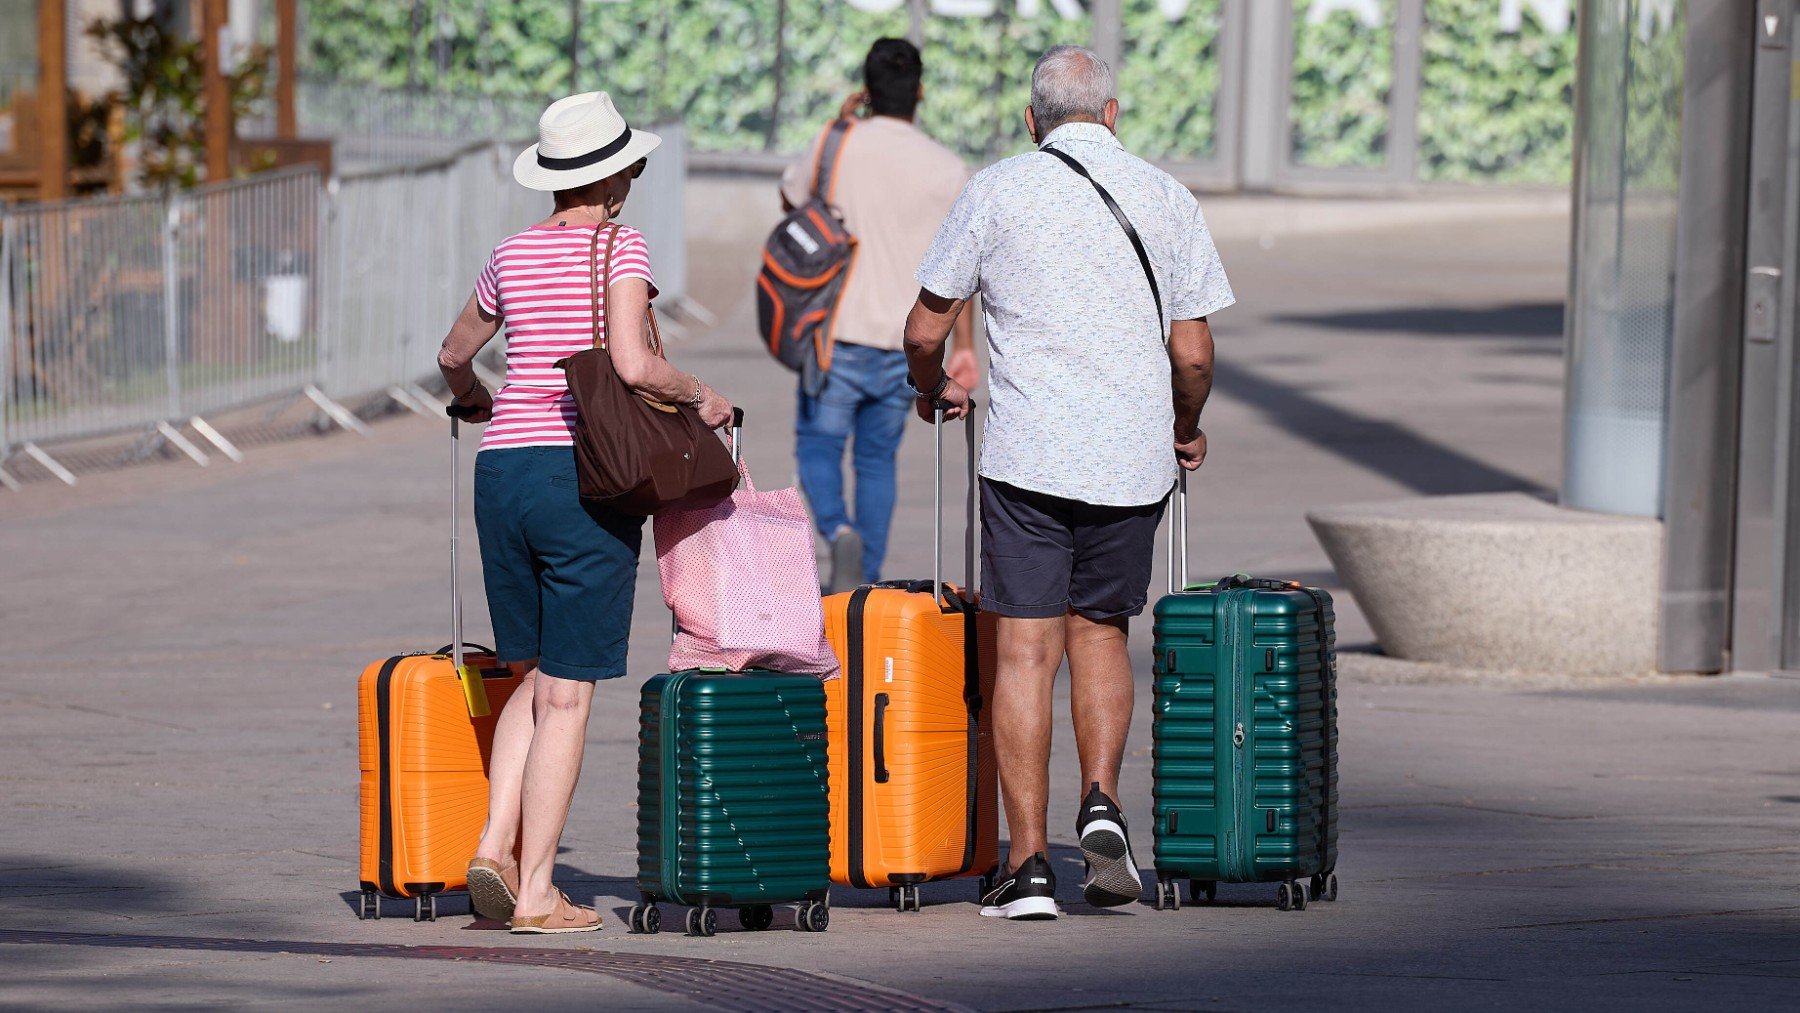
[1307,493,1662,674]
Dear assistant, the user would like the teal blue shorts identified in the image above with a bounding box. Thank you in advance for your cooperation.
[473,446,645,681]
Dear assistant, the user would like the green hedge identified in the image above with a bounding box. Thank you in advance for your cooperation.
[1418,0,1576,184]
[1288,0,1394,170]
[1118,0,1222,162]
[301,0,1579,181]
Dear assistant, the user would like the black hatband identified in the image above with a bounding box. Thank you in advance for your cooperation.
[537,126,633,171]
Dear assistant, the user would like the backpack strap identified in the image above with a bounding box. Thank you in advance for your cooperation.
[1042,146,1164,331]
[809,117,855,204]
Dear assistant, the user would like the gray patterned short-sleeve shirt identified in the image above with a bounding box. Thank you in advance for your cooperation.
[916,122,1234,507]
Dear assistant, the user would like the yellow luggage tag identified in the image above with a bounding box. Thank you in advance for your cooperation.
[458,662,492,718]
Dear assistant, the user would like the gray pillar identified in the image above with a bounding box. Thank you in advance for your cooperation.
[1659,0,1757,673]
[908,0,925,46]
[1091,0,1121,71]
[1236,0,1289,190]
[1726,0,1795,672]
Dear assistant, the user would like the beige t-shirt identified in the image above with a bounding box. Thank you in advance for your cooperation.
[781,116,968,352]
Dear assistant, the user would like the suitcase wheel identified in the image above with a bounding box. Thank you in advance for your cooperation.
[685,906,718,937]
[358,889,381,921]
[1153,879,1181,911]
[1309,872,1338,903]
[889,885,922,913]
[413,894,437,922]
[1277,880,1308,912]
[1190,879,1217,905]
[977,871,996,901]
[796,898,830,933]
[628,902,662,934]
[738,904,775,931]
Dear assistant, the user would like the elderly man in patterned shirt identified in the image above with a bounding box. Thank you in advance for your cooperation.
[902,44,1233,921]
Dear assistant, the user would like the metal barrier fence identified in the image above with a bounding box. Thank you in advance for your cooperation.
[0,130,690,488]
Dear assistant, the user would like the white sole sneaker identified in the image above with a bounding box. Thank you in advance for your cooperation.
[980,895,1060,920]
[1080,818,1143,908]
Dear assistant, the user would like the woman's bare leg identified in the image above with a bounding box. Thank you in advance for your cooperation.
[510,674,596,918]
[473,662,538,864]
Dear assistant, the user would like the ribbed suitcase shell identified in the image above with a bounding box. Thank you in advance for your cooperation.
[636,670,831,907]
[357,651,521,900]
[1151,585,1338,885]
[822,583,999,891]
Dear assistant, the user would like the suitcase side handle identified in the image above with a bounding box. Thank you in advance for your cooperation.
[873,693,890,784]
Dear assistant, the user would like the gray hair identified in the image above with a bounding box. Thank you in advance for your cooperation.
[1029,45,1116,134]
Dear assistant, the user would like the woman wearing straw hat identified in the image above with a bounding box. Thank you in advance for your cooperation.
[437,92,734,934]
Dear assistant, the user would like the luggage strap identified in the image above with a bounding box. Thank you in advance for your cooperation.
[1042,146,1163,330]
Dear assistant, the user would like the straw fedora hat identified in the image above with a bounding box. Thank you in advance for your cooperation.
[513,92,661,192]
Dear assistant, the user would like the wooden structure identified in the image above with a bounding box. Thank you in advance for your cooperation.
[7,0,311,201]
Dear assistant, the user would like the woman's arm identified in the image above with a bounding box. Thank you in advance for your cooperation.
[437,292,502,420]
[606,278,734,428]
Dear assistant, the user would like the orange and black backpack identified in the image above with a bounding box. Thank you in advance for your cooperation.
[758,118,857,395]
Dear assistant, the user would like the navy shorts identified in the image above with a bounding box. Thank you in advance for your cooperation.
[979,478,1167,621]
[473,446,645,681]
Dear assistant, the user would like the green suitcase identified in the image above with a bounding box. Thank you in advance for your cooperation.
[1148,484,1339,912]
[628,669,832,937]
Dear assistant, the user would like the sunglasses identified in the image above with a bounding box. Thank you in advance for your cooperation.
[629,159,647,179]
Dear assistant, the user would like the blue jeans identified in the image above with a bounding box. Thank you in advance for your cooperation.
[796,342,912,583]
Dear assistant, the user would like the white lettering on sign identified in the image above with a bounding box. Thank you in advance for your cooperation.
[1307,0,1384,29]
[1499,0,1571,33]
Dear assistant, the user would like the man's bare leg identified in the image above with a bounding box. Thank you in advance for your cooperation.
[1066,613,1133,801]
[992,615,1065,872]
[1066,612,1143,906]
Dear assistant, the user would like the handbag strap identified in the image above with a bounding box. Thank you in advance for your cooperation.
[588,221,663,356]
[1042,146,1164,330]
[589,222,621,351]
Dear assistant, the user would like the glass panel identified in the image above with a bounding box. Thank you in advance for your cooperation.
[1288,0,1395,170]
[996,2,1093,158]
[920,10,1005,162]
[777,1,911,153]
[1563,0,1685,517]
[1117,0,1225,162]
[654,0,781,152]
[1418,0,1578,184]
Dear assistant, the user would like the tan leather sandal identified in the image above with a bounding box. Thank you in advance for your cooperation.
[510,890,602,934]
[467,857,520,923]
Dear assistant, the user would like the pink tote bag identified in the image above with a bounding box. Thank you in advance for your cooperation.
[653,460,839,679]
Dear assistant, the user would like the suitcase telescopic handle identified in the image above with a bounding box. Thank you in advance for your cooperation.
[671,409,748,644]
[1167,469,1191,595]
[933,399,979,609]
[448,412,491,717]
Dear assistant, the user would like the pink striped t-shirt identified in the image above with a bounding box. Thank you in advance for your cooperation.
[473,223,657,451]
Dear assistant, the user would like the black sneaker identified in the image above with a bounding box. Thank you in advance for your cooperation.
[979,852,1059,920]
[1077,782,1142,908]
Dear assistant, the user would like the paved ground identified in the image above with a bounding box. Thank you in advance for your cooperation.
[4,193,1797,1011]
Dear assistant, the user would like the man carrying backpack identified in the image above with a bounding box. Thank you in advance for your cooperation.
[779,38,973,594]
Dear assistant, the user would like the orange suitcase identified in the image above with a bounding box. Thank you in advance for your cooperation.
[823,407,999,911]
[355,412,521,922]
[356,647,519,921]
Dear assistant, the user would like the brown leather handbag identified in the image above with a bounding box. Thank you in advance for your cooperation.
[556,223,738,515]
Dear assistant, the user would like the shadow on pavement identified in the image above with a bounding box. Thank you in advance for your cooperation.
[1270,302,1564,339]
[1213,359,1549,497]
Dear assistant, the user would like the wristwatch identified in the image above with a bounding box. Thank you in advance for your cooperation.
[908,371,950,401]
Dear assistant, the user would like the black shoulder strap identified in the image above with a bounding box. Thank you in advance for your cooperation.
[1042,145,1163,330]
[810,118,855,203]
